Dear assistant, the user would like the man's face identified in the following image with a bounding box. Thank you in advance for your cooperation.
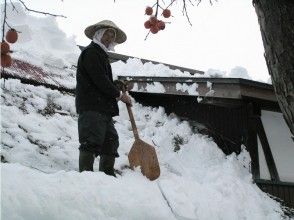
[101,29,116,48]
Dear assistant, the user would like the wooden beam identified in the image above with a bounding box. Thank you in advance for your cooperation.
[247,103,260,179]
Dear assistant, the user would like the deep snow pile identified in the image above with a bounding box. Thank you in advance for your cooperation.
[1,78,286,220]
[112,59,255,80]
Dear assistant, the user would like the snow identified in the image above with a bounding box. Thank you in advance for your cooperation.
[1,3,291,220]
[2,164,176,220]
[176,83,199,96]
[111,58,204,79]
[111,58,263,82]
[227,66,251,80]
[145,82,166,93]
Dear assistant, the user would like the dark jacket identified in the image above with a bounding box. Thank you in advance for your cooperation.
[75,42,120,116]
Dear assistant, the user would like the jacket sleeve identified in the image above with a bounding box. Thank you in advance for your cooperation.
[82,48,120,99]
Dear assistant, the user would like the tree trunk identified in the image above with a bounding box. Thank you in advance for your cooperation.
[254,0,294,136]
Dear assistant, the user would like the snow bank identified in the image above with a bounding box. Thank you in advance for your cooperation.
[1,79,286,220]
[111,58,258,81]
[1,3,79,69]
[2,163,175,220]
[228,66,251,79]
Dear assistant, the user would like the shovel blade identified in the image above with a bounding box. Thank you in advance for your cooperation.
[128,139,160,181]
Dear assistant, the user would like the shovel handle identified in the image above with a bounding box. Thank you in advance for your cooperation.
[122,90,140,140]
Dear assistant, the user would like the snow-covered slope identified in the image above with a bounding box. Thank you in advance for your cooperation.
[1,78,286,220]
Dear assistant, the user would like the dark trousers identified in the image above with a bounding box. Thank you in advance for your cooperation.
[78,111,119,157]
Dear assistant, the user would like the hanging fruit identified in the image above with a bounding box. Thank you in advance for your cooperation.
[6,29,18,44]
[145,6,153,16]
[149,16,158,25]
[1,54,12,67]
[157,21,166,30]
[143,2,172,37]
[162,9,171,18]
[1,41,10,54]
[150,25,159,34]
[144,20,152,29]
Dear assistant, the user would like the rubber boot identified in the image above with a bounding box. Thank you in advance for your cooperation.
[99,155,116,177]
[79,151,94,172]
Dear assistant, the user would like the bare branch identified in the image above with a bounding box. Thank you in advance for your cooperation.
[155,0,160,17]
[2,0,7,41]
[152,2,157,8]
[17,0,67,18]
[158,4,165,10]
[166,0,177,9]
[9,0,19,13]
[5,21,14,30]
[144,30,151,41]
[182,0,192,26]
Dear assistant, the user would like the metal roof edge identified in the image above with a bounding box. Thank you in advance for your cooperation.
[118,76,273,90]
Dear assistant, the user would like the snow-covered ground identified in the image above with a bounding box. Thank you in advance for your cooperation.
[1,78,287,220]
[1,3,291,220]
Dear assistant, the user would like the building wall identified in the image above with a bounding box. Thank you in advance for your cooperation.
[260,110,294,182]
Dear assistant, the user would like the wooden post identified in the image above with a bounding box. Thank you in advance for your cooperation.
[247,103,260,179]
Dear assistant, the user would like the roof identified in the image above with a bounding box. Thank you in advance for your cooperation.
[1,59,75,93]
[117,75,277,103]
[2,54,276,105]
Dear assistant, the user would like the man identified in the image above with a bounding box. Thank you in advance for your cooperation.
[75,20,132,176]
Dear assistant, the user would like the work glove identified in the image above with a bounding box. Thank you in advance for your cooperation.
[114,80,133,106]
[119,93,132,107]
[113,80,127,91]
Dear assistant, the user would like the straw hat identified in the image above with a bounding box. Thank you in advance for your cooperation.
[84,20,127,44]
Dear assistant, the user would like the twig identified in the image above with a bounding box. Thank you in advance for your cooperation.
[144,30,151,41]
[9,0,19,13]
[2,0,7,41]
[5,21,14,31]
[155,0,160,17]
[182,0,192,26]
[166,0,177,9]
[188,0,195,7]
[151,2,157,8]
[17,0,67,18]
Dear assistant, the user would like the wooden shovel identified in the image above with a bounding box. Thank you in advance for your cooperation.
[123,91,160,181]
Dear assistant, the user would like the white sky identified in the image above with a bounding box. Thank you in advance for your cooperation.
[16,0,269,81]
